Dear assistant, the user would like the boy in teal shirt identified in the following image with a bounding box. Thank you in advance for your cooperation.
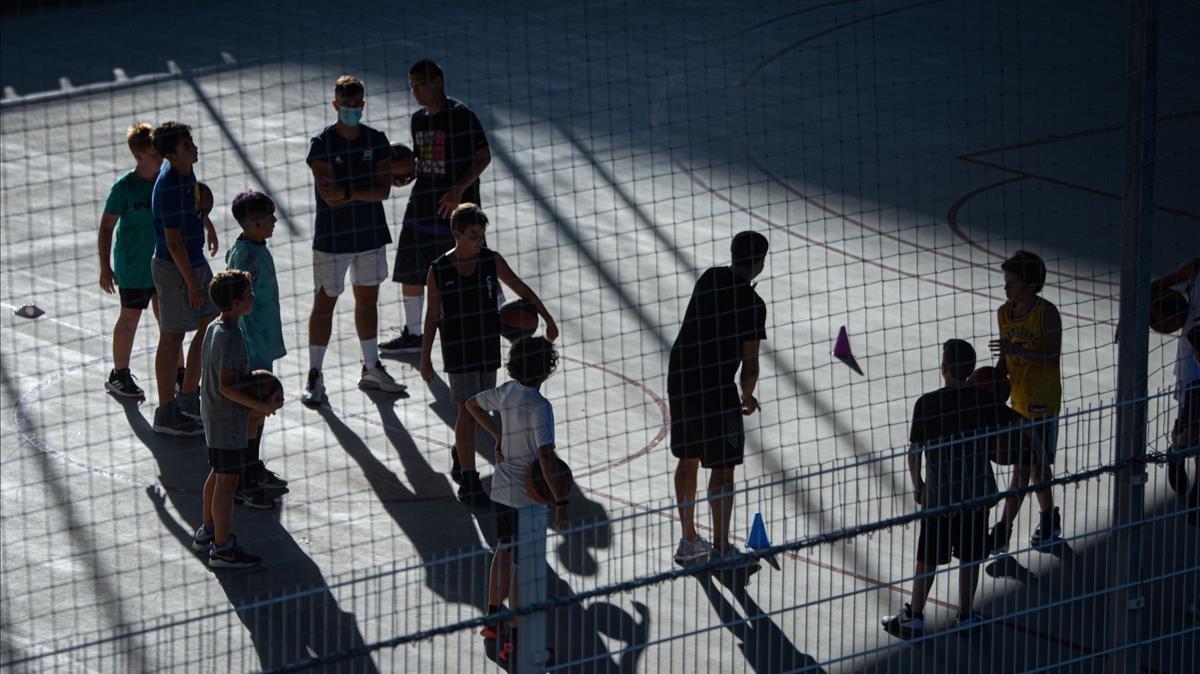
[98,123,166,398]
[226,190,289,503]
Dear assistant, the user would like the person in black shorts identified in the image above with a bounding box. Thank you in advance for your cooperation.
[381,59,491,355]
[882,339,1006,638]
[668,231,769,566]
[419,204,558,507]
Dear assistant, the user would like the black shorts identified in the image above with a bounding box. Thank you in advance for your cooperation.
[1172,380,1199,450]
[916,508,989,565]
[669,393,745,469]
[208,446,249,475]
[392,225,454,285]
[118,286,155,310]
[494,502,518,555]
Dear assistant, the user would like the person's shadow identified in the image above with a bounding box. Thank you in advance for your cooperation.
[699,572,825,674]
[124,400,378,673]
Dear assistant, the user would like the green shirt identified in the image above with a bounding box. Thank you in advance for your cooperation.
[103,171,156,288]
[226,236,286,369]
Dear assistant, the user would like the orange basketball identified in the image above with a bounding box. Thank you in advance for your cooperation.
[967,365,1011,404]
[1150,287,1188,334]
[524,456,574,505]
[499,299,539,342]
[238,369,283,404]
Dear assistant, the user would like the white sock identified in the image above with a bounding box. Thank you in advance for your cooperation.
[361,338,379,368]
[403,295,423,335]
[309,344,327,372]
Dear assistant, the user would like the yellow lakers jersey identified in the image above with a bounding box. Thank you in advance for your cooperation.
[999,298,1062,418]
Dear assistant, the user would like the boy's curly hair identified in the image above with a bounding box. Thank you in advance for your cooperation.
[506,336,558,386]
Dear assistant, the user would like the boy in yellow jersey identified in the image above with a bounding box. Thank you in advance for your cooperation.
[989,250,1063,551]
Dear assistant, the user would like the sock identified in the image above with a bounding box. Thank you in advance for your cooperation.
[309,344,327,372]
[403,295,423,335]
[487,604,500,615]
[247,435,262,470]
[361,338,379,368]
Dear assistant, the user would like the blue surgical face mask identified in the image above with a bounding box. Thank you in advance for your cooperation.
[339,106,363,127]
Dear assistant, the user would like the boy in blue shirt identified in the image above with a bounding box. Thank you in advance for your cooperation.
[150,122,218,436]
[226,190,290,506]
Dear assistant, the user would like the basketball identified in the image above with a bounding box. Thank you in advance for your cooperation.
[391,143,415,184]
[967,365,1011,404]
[1150,286,1188,334]
[197,182,214,215]
[239,369,283,405]
[524,455,574,505]
[499,298,539,342]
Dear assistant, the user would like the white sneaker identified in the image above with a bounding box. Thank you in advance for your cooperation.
[673,536,711,566]
[302,369,326,407]
[358,362,407,393]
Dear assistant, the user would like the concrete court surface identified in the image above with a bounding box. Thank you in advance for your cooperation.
[2,0,1198,671]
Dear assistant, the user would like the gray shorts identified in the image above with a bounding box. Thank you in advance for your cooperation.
[448,370,497,403]
[152,257,218,333]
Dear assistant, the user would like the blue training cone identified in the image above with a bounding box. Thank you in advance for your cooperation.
[748,512,772,550]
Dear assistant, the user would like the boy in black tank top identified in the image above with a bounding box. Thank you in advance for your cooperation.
[419,204,559,507]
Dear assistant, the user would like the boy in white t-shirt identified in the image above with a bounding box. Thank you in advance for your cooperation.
[465,337,570,664]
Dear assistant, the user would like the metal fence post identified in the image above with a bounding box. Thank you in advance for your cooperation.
[516,504,550,674]
[1107,0,1158,672]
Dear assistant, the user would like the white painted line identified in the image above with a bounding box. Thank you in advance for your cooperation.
[166,60,181,74]
[112,68,128,82]
[3,86,16,99]
[221,51,236,65]
[58,77,73,91]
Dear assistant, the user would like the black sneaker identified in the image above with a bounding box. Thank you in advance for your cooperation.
[379,328,423,354]
[191,524,214,552]
[457,470,490,508]
[234,487,277,510]
[988,520,1012,555]
[253,465,289,492]
[449,445,462,485]
[152,402,205,437]
[105,368,144,398]
[208,535,262,569]
[1030,507,1062,548]
[881,603,924,638]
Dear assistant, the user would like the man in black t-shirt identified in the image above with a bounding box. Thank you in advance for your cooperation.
[669,231,769,567]
[381,60,491,355]
[883,339,1004,639]
[302,75,406,406]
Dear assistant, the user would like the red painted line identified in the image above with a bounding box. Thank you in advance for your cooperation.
[563,354,670,478]
[959,155,1200,222]
[958,110,1200,159]
[944,176,1120,298]
[588,486,957,611]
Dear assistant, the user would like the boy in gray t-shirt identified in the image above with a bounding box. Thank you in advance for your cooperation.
[193,270,283,569]
[466,337,570,664]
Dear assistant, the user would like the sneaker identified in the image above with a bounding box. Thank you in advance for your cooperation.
[152,402,205,437]
[988,520,1012,555]
[208,535,262,569]
[1030,507,1062,548]
[449,445,462,485]
[379,328,423,354]
[177,391,201,420]
[957,611,985,633]
[254,465,289,492]
[673,535,712,566]
[498,628,517,665]
[480,623,499,639]
[457,470,491,508]
[358,362,407,393]
[191,524,214,552]
[708,543,756,566]
[302,369,327,407]
[881,603,924,638]
[234,487,277,510]
[105,368,144,398]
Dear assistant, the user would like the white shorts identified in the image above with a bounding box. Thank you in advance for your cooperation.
[313,245,389,297]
